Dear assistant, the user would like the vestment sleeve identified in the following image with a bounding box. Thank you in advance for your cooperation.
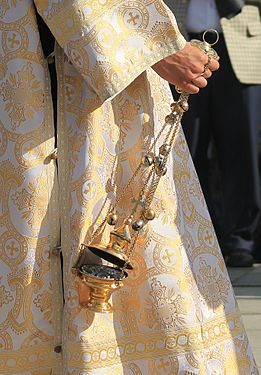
[34,0,186,102]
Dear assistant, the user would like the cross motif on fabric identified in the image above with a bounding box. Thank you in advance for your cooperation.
[8,33,20,49]
[127,12,139,26]
[99,30,113,47]
[158,358,170,371]
[84,182,95,197]
[7,241,19,256]
[163,249,175,263]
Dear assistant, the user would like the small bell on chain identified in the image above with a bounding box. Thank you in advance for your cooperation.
[159,144,171,156]
[143,208,155,221]
[178,100,189,112]
[107,211,118,226]
[165,112,179,124]
[142,152,155,167]
[132,219,144,231]
[155,166,167,176]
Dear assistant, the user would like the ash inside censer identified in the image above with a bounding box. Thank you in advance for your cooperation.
[80,264,126,280]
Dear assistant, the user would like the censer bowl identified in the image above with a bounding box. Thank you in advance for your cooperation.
[78,264,127,313]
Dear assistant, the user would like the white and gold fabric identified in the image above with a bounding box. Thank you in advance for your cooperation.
[0,1,259,374]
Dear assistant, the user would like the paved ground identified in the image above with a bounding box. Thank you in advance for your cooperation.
[228,264,261,371]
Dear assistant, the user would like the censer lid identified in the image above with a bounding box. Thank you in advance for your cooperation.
[88,223,134,269]
[88,243,133,269]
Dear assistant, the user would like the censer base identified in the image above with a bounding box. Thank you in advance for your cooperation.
[78,264,127,313]
[85,300,113,313]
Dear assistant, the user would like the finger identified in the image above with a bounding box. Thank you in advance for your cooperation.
[191,76,208,88]
[202,68,212,79]
[188,58,209,75]
[185,83,200,94]
[184,82,199,94]
[176,81,199,94]
[207,58,219,72]
[193,68,212,80]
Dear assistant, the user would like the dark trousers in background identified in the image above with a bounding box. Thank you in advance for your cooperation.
[171,33,261,257]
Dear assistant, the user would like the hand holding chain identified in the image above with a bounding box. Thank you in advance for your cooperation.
[176,29,219,92]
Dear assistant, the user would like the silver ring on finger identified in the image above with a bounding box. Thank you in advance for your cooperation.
[205,55,212,69]
[202,68,211,78]
[202,64,208,73]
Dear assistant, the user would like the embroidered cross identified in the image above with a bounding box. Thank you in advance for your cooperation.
[99,30,113,47]
[84,182,95,197]
[8,33,20,49]
[158,358,170,371]
[127,12,139,26]
[7,241,19,256]
[163,249,175,263]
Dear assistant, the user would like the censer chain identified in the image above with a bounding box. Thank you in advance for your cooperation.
[83,29,219,253]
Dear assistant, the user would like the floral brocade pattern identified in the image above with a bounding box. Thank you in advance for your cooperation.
[11,174,49,234]
[0,63,44,130]
[0,1,259,374]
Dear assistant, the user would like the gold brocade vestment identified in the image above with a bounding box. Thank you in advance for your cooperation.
[0,1,259,374]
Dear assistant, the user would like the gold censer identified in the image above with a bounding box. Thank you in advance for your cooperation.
[75,30,220,313]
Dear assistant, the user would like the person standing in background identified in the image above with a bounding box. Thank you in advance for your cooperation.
[166,0,261,267]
